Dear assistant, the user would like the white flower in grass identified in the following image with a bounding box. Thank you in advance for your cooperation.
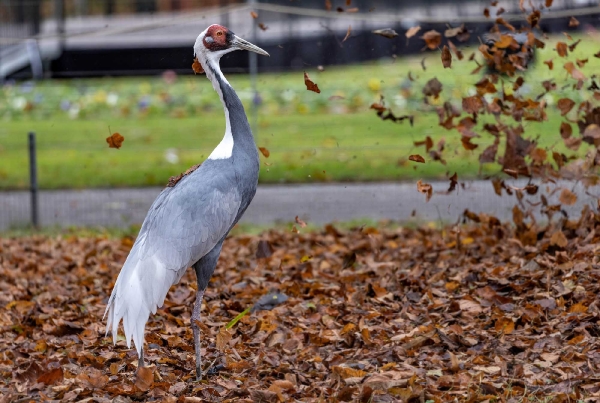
[107,93,119,106]
[164,148,179,164]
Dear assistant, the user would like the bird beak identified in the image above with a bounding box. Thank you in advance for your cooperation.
[232,35,269,56]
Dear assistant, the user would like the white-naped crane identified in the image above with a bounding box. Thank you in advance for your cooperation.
[104,24,269,380]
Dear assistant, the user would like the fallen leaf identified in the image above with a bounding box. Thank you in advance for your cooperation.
[37,368,64,385]
[135,366,154,391]
[559,188,577,205]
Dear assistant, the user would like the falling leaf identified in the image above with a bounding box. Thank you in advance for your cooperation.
[135,366,154,391]
[409,154,426,163]
[447,40,463,60]
[258,23,268,31]
[304,72,321,93]
[448,172,458,192]
[421,30,442,50]
[556,42,568,57]
[373,28,399,39]
[569,39,581,52]
[544,59,554,70]
[192,57,204,74]
[325,0,332,10]
[259,147,270,158]
[546,0,553,6]
[557,98,575,116]
[295,216,307,228]
[416,180,432,202]
[342,25,352,43]
[564,61,585,80]
[462,96,484,114]
[441,45,452,68]
[560,122,572,139]
[250,11,258,19]
[405,26,420,39]
[106,132,124,149]
[569,16,579,27]
[423,77,443,98]
[559,188,577,205]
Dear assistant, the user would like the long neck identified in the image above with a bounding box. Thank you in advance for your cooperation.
[203,58,254,160]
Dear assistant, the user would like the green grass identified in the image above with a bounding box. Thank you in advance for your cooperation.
[1,33,599,189]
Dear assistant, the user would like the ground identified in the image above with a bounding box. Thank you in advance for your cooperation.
[1,208,599,402]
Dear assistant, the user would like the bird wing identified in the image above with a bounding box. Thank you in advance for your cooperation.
[105,167,241,354]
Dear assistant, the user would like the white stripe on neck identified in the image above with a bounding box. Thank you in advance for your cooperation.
[193,29,236,160]
[208,107,233,160]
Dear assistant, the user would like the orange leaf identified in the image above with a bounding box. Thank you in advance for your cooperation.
[250,11,258,19]
[259,147,270,158]
[559,188,577,205]
[135,366,154,392]
[421,30,442,50]
[405,26,421,39]
[416,180,432,202]
[441,45,452,68]
[409,154,426,163]
[304,72,321,93]
[106,132,124,149]
[295,216,307,228]
[556,42,568,57]
[192,57,204,74]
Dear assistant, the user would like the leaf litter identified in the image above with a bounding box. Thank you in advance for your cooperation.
[2,209,600,401]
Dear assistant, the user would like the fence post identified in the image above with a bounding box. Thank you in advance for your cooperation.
[248,0,258,138]
[28,132,39,228]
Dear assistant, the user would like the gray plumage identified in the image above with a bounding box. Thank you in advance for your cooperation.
[104,24,268,379]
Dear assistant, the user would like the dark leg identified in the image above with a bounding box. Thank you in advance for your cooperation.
[137,347,144,371]
[191,288,205,380]
[191,239,224,381]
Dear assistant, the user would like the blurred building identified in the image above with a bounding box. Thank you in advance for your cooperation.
[1,0,599,80]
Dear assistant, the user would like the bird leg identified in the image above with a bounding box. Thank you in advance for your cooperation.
[137,347,145,371]
[191,288,205,380]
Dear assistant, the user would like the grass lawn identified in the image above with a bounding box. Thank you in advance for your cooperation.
[1,33,599,189]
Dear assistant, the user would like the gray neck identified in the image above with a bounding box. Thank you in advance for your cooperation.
[204,62,256,157]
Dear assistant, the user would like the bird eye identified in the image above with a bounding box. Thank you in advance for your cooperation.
[216,31,223,37]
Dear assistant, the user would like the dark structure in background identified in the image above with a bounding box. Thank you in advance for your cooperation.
[1,0,599,79]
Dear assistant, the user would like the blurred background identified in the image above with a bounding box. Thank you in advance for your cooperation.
[1,0,600,231]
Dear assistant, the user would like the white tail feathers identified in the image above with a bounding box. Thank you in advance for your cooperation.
[104,240,179,356]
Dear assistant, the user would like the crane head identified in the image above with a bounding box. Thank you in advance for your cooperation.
[194,24,269,60]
